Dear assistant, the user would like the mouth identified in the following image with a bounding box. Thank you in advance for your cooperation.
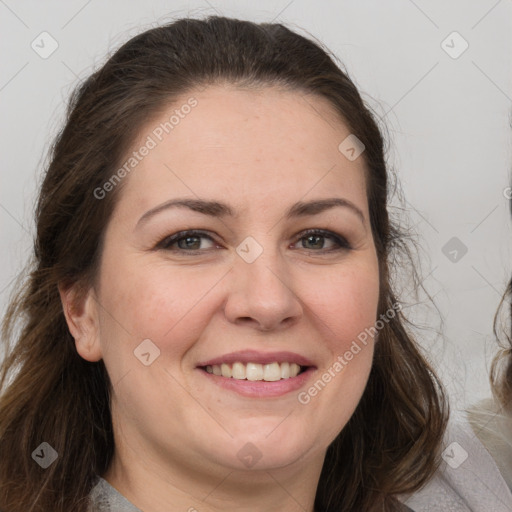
[196,350,316,398]
[199,361,309,381]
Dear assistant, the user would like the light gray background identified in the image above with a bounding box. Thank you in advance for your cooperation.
[1,0,511,413]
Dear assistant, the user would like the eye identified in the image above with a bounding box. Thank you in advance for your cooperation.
[156,230,218,252]
[292,229,351,253]
[156,228,351,254]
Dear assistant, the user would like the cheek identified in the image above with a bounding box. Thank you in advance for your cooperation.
[300,264,378,415]
[307,264,380,351]
[97,258,224,359]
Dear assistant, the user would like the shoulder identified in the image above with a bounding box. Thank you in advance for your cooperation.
[466,397,512,489]
[400,408,512,512]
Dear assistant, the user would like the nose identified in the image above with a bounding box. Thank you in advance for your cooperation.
[223,243,303,332]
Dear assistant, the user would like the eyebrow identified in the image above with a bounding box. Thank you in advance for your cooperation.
[136,197,365,228]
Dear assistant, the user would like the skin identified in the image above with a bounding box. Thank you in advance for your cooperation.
[60,85,380,512]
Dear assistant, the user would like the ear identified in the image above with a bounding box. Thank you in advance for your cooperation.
[58,280,103,362]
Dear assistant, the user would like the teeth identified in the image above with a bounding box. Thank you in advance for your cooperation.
[290,363,300,377]
[221,363,232,378]
[263,362,281,381]
[206,361,303,381]
[246,362,263,381]
[232,362,246,379]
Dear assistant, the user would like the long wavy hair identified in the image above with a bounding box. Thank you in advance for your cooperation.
[0,15,448,512]
[490,277,512,409]
[488,173,512,410]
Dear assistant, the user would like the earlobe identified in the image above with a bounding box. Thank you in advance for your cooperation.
[58,281,103,362]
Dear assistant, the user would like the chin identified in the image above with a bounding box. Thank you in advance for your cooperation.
[203,425,321,472]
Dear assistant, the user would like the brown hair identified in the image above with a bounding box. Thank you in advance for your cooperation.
[490,278,512,411]
[0,15,448,512]
[489,179,512,410]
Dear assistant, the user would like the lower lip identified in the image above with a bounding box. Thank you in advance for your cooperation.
[197,367,316,398]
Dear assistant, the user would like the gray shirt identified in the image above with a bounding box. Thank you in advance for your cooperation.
[88,477,143,512]
[88,476,416,511]
[402,409,512,512]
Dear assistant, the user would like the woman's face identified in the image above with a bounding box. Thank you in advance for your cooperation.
[75,86,380,479]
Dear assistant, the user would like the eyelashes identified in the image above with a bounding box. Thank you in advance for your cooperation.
[155,228,352,254]
[156,230,216,252]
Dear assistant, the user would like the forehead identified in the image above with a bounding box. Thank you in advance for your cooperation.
[115,85,368,217]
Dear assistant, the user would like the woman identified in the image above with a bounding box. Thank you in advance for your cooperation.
[466,281,512,492]
[405,262,512,507]
[0,16,448,512]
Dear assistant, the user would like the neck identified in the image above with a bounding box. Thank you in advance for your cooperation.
[103,440,324,512]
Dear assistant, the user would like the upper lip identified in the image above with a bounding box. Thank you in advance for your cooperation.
[197,350,316,368]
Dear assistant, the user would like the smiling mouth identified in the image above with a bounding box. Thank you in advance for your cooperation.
[200,362,308,381]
